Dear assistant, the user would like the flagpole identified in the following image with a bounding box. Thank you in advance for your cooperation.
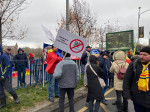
[42,42,45,87]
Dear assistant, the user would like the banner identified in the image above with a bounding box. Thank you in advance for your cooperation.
[42,25,55,42]
[54,28,88,58]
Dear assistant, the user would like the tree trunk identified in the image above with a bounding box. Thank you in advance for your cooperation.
[0,17,2,45]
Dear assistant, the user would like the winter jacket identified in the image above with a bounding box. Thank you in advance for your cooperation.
[109,51,129,91]
[45,51,62,74]
[81,50,90,65]
[14,48,28,68]
[4,52,15,67]
[53,57,79,88]
[123,59,150,108]
[98,56,111,81]
[29,53,34,63]
[86,55,104,100]
[0,45,10,79]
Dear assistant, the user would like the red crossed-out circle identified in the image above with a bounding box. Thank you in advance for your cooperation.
[69,39,84,53]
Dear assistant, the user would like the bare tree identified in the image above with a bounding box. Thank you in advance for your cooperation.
[57,0,97,40]
[0,0,28,45]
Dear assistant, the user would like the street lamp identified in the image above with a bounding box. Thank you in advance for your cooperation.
[138,7,150,43]
[66,0,69,31]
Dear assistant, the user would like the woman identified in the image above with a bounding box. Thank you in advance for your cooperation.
[86,55,104,112]
[109,51,129,112]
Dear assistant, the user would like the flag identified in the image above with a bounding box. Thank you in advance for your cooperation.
[42,25,55,42]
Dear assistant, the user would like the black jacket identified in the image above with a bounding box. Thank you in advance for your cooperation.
[123,60,150,108]
[86,55,104,100]
[81,50,90,65]
[14,48,28,68]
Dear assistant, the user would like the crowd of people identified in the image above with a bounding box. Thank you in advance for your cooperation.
[0,45,35,108]
[81,45,150,112]
[1,43,150,112]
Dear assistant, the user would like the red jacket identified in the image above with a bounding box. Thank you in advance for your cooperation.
[45,51,62,74]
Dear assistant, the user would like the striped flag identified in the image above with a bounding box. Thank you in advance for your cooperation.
[42,25,55,42]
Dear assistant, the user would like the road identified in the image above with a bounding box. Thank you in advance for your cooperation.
[64,88,135,112]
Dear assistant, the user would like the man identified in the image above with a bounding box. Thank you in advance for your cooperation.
[45,45,62,102]
[14,48,28,86]
[4,47,15,80]
[29,53,34,73]
[98,51,111,105]
[123,46,150,112]
[0,45,19,108]
[53,53,79,112]
[81,46,91,74]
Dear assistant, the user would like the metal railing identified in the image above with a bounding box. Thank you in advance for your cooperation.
[10,58,49,89]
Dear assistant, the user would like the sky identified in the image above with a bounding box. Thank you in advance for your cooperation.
[4,0,150,48]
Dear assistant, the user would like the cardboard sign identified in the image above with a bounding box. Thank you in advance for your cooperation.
[54,28,88,57]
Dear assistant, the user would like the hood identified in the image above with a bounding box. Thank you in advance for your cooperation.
[113,51,126,61]
[18,48,24,53]
[29,53,34,57]
[101,51,108,57]
[89,55,98,64]
[0,45,3,55]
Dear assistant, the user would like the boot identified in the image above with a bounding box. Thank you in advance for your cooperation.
[0,98,6,108]
[12,94,20,104]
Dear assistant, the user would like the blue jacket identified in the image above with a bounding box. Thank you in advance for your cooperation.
[98,56,111,81]
[4,52,15,67]
[0,45,10,79]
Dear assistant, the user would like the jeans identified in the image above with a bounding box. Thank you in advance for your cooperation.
[89,99,101,112]
[133,102,150,112]
[30,63,34,73]
[59,88,75,112]
[18,67,26,84]
[116,90,128,111]
[48,74,59,98]
[102,78,108,102]
[0,78,16,99]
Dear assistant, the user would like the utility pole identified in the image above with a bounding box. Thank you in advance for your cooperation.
[66,0,69,31]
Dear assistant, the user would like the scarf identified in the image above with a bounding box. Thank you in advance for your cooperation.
[138,62,150,92]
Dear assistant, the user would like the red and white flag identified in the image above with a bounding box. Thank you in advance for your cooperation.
[42,25,55,42]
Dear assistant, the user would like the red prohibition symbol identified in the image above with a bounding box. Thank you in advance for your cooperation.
[69,39,84,53]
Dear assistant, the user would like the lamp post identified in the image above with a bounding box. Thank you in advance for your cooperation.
[66,0,69,31]
[138,7,150,44]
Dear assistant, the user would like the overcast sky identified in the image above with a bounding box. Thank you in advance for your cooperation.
[4,0,150,48]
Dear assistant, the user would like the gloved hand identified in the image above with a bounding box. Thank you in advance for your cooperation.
[0,76,5,82]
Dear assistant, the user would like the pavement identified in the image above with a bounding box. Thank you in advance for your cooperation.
[25,87,88,112]
[25,87,135,112]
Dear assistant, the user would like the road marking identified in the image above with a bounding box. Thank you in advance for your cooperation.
[104,88,114,96]
[105,97,116,100]
[77,107,88,112]
[77,88,114,112]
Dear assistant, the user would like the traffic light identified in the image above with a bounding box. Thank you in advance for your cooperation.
[139,26,144,38]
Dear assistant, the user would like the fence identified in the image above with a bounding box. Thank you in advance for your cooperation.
[10,58,81,89]
[10,58,49,89]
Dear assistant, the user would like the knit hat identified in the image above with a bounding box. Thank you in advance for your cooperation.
[140,46,150,54]
[101,52,108,57]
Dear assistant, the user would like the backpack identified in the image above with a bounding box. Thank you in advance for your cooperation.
[115,62,127,80]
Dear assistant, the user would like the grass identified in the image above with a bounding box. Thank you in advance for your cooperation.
[0,74,84,112]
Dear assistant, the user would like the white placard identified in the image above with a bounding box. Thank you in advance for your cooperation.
[54,28,88,57]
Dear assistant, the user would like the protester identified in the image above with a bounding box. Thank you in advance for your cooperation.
[4,47,15,79]
[84,55,90,107]
[110,51,129,112]
[45,45,62,102]
[29,53,34,73]
[14,48,28,86]
[81,46,91,74]
[86,55,104,112]
[98,51,111,105]
[0,45,19,108]
[53,52,79,112]
[123,46,150,112]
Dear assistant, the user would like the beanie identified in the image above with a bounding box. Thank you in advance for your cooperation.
[140,46,150,54]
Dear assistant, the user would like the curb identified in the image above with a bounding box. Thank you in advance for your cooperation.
[25,87,87,112]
